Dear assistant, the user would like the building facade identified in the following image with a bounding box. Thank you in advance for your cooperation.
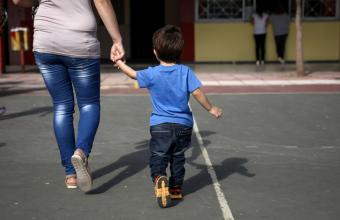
[1,0,340,68]
[194,0,340,62]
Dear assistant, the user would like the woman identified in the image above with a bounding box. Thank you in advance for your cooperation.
[270,5,290,64]
[252,7,268,66]
[12,0,125,192]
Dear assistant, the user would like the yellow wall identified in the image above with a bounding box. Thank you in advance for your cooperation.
[195,21,340,62]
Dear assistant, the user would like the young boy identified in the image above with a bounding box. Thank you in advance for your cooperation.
[115,25,222,208]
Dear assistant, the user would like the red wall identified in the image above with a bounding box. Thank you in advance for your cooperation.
[7,1,34,65]
[179,0,195,62]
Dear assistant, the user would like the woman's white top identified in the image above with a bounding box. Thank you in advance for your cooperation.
[252,13,268,35]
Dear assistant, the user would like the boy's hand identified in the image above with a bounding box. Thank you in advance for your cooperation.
[114,59,137,80]
[209,106,223,119]
[115,59,123,66]
[115,59,126,70]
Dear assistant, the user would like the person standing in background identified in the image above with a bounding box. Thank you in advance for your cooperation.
[0,6,7,112]
[270,5,290,64]
[12,0,125,192]
[252,7,268,66]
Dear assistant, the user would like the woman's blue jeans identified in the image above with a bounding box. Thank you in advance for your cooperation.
[34,52,100,175]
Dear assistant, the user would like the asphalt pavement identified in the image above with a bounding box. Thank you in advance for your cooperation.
[1,63,340,220]
[0,93,339,220]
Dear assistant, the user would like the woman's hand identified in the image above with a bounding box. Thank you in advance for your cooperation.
[110,41,125,62]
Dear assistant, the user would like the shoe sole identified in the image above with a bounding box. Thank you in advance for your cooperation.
[155,176,171,208]
[71,155,92,192]
[66,184,78,189]
[170,194,183,200]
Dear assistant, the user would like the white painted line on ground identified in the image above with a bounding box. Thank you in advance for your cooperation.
[200,80,340,86]
[192,115,235,220]
[245,146,259,148]
[321,146,335,149]
[194,92,340,95]
[284,146,298,149]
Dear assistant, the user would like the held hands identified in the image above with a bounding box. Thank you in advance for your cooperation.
[111,41,125,69]
[115,59,124,69]
[113,59,137,80]
[110,41,125,62]
[209,106,223,119]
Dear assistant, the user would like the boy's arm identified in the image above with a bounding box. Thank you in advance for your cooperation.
[192,88,223,119]
[12,0,33,7]
[115,60,137,80]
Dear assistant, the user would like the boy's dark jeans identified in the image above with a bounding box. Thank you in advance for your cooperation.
[149,123,192,187]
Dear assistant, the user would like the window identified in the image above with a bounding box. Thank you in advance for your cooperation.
[197,0,255,21]
[196,0,339,21]
[303,0,337,18]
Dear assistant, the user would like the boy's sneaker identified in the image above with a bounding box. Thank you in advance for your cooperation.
[71,149,92,192]
[169,186,183,200]
[65,175,77,189]
[154,176,171,208]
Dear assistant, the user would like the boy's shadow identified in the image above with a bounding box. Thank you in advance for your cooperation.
[185,130,255,196]
[87,130,255,199]
[87,131,215,195]
[87,140,149,194]
[185,158,255,196]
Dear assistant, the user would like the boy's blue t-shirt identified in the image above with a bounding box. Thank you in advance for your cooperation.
[137,64,202,127]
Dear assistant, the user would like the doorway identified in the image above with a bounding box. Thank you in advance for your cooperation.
[130,0,165,62]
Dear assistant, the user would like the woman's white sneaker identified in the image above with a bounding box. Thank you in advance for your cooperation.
[71,149,92,192]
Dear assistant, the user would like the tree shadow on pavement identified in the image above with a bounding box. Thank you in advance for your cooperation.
[0,81,23,86]
[87,140,149,194]
[185,130,255,196]
[0,143,6,148]
[0,87,46,97]
[0,106,52,121]
[0,80,46,97]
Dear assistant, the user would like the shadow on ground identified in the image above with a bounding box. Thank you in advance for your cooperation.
[87,140,149,194]
[0,80,46,97]
[0,81,24,86]
[0,87,46,97]
[87,130,255,200]
[185,130,255,196]
[0,106,52,121]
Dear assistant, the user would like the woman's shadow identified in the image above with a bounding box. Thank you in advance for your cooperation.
[87,140,149,194]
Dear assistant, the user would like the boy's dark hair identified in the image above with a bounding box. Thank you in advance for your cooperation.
[152,25,184,63]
